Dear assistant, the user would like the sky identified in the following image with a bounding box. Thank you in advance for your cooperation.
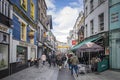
[45,0,83,42]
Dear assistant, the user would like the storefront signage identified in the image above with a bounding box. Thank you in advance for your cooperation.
[0,25,8,33]
[110,4,120,30]
[111,12,119,23]
[19,41,28,47]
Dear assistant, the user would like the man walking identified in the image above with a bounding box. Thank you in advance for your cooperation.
[70,54,79,77]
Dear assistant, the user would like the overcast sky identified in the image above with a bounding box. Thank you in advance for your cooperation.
[45,0,83,42]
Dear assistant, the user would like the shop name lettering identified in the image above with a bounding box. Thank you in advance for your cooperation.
[111,12,119,23]
[19,42,28,46]
[0,26,8,32]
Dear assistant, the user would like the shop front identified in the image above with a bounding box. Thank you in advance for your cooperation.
[109,29,120,69]
[0,24,10,78]
[109,3,120,69]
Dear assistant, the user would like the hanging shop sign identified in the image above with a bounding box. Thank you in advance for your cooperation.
[72,40,76,45]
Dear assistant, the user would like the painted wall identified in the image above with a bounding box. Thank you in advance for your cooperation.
[10,0,37,21]
[110,4,120,30]
[84,0,108,38]
[13,15,21,40]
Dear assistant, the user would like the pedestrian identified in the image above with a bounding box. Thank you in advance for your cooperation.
[51,53,56,67]
[67,54,72,70]
[41,53,46,65]
[57,54,63,70]
[70,54,79,77]
[63,54,68,68]
[48,52,52,67]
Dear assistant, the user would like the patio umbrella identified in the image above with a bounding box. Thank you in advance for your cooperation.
[77,42,103,65]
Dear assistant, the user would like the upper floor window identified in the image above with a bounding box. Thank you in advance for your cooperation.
[20,0,27,11]
[98,0,105,5]
[90,20,94,34]
[21,22,27,41]
[90,0,94,11]
[0,0,10,17]
[99,13,104,31]
[30,0,35,20]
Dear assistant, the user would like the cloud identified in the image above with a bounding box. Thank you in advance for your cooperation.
[45,0,83,42]
[45,0,55,10]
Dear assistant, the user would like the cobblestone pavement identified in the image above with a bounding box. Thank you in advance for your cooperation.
[1,63,59,80]
[74,70,120,80]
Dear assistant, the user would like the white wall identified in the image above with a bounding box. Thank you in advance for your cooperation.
[84,0,108,38]
[10,40,19,63]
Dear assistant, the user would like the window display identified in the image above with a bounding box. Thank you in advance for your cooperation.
[16,46,27,66]
[0,44,8,70]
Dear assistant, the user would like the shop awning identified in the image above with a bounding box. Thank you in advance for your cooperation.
[71,36,102,51]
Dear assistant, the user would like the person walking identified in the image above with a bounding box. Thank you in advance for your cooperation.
[41,53,46,65]
[48,52,52,67]
[70,54,79,77]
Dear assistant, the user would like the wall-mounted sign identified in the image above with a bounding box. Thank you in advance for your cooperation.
[0,25,8,33]
[111,12,119,23]
[19,41,28,47]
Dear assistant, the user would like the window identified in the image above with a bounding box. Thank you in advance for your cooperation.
[30,0,35,20]
[3,34,7,42]
[90,0,93,11]
[99,13,104,31]
[0,0,9,17]
[0,44,8,70]
[98,0,105,5]
[21,22,27,41]
[85,6,88,16]
[90,20,94,34]
[20,0,27,11]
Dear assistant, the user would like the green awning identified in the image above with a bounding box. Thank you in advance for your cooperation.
[71,36,102,51]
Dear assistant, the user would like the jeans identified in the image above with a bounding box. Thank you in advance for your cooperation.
[71,65,78,75]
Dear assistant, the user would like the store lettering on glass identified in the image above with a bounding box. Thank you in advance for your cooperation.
[111,12,119,23]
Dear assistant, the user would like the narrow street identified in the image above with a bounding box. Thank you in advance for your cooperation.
[1,64,59,80]
[57,68,75,80]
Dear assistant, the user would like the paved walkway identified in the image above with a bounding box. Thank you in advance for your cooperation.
[57,68,75,80]
[74,70,120,80]
[1,64,59,80]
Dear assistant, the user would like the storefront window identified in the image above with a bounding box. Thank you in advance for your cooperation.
[16,46,27,66]
[0,44,8,70]
[30,48,36,60]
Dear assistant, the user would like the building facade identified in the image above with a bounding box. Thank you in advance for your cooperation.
[0,0,13,78]
[84,0,109,54]
[9,0,37,74]
[76,11,84,42]
[109,0,120,69]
